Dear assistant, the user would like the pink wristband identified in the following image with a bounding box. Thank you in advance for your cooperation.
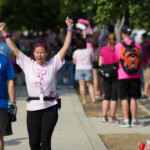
[67,29,73,32]
[3,33,10,39]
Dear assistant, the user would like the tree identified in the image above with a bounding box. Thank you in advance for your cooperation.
[0,0,89,32]
[130,1,150,31]
[81,0,150,42]
[0,0,149,36]
[0,0,65,31]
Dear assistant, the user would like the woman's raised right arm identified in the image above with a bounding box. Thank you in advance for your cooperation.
[0,22,20,59]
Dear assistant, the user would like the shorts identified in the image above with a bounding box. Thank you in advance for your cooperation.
[0,109,12,136]
[92,61,99,69]
[75,69,93,81]
[143,66,150,83]
[118,78,141,100]
[103,77,118,101]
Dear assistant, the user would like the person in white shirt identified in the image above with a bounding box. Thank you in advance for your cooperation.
[0,17,73,150]
[73,37,96,104]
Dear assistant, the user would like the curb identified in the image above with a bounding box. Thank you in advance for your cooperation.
[137,100,150,115]
[70,90,108,150]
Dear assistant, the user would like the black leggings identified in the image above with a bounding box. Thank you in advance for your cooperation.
[103,78,118,101]
[27,105,58,150]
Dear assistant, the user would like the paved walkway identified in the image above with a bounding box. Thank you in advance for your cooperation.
[4,77,107,150]
[4,76,150,150]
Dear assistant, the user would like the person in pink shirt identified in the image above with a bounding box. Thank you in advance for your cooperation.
[0,17,73,150]
[141,33,150,99]
[73,37,96,104]
[115,26,143,128]
[99,33,118,123]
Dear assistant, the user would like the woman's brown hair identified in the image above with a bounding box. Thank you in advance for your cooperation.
[75,37,86,49]
[91,36,99,50]
[107,33,115,51]
[33,42,48,52]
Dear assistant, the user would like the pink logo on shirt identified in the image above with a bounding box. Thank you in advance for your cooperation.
[35,68,47,87]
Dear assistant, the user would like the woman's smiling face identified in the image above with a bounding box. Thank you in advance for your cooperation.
[34,47,48,65]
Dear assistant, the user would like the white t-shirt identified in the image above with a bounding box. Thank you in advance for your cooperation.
[17,52,65,111]
[73,48,93,70]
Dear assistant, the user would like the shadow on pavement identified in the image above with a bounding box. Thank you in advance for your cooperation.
[136,117,150,126]
[5,138,27,146]
[143,121,150,126]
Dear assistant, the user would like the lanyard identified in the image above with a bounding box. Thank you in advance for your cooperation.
[35,66,47,94]
[39,69,47,94]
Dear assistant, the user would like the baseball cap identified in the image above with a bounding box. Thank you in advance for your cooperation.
[121,26,132,35]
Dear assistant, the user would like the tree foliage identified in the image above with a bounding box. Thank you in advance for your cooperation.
[81,0,150,30]
[0,0,62,31]
[0,0,87,31]
[0,0,149,31]
[130,1,150,30]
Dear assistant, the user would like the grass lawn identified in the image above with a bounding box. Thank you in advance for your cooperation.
[75,87,150,150]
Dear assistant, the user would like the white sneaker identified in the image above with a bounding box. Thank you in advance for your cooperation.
[101,116,108,123]
[119,120,130,128]
[131,120,144,127]
[108,116,118,123]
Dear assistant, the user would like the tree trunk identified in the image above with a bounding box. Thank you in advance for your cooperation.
[114,16,125,43]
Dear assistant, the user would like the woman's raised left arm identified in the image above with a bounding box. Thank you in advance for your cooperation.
[59,17,73,61]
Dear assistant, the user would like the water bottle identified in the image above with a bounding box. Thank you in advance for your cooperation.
[8,101,16,122]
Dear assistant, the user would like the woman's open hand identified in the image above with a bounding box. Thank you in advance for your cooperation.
[65,17,73,29]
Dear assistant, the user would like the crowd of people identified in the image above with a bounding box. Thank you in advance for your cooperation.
[0,17,150,150]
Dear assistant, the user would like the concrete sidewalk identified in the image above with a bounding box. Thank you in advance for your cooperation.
[4,79,107,150]
[5,77,150,150]
[89,99,150,136]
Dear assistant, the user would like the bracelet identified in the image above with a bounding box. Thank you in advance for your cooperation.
[67,29,73,32]
[11,101,16,104]
[3,33,10,39]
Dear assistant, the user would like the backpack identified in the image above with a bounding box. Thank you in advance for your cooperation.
[120,41,140,74]
[99,63,118,79]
